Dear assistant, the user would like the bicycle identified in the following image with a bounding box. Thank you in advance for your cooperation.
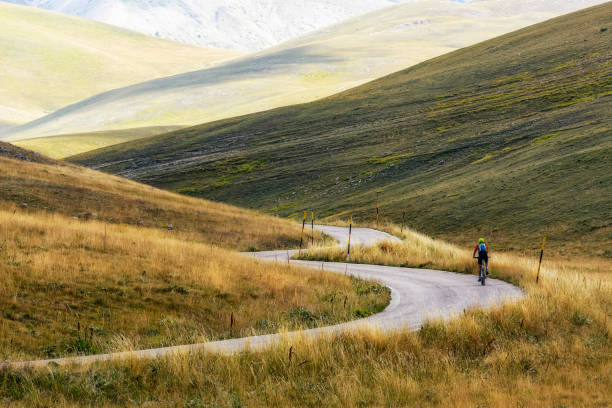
[473,255,488,286]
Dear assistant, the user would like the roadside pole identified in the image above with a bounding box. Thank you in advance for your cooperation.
[536,236,546,283]
[376,192,380,226]
[298,211,306,257]
[346,215,353,262]
[311,211,314,246]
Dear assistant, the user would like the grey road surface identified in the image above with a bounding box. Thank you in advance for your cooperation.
[2,226,523,369]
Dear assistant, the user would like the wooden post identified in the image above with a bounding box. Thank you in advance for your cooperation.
[536,236,546,283]
[311,211,314,246]
[346,215,353,261]
[298,211,306,257]
[401,206,406,233]
[376,192,380,226]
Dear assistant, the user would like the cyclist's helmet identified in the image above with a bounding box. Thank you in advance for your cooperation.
[478,238,485,243]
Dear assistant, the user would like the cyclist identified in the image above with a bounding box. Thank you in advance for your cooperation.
[473,238,489,282]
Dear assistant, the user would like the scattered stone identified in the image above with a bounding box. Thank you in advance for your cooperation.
[0,142,53,164]
[167,224,175,230]
[21,203,28,208]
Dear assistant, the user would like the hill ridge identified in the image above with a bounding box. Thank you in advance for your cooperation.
[4,0,607,144]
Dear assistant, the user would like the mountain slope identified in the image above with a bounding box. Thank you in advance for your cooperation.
[72,3,612,256]
[0,2,239,126]
[4,0,406,51]
[4,0,607,143]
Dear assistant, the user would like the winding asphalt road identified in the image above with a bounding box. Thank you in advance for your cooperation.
[3,225,523,369]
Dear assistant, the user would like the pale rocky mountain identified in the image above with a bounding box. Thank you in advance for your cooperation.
[2,0,407,51]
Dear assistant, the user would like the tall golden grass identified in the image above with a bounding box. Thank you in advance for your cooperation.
[0,156,310,250]
[2,223,609,406]
[0,209,388,360]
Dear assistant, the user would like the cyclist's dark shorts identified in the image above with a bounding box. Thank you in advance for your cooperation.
[478,253,489,265]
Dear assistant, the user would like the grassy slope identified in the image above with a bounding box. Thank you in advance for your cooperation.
[73,4,612,258]
[13,126,183,159]
[0,210,388,360]
[0,146,389,359]
[7,0,605,142]
[2,224,609,407]
[0,2,239,126]
[0,142,306,251]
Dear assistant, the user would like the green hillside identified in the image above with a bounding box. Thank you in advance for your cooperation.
[72,3,612,257]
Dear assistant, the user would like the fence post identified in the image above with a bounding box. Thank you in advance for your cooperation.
[346,215,353,262]
[298,211,306,257]
[311,211,314,246]
[376,192,380,226]
[401,206,406,233]
[536,236,546,283]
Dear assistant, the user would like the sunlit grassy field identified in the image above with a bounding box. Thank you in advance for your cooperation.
[13,127,182,159]
[1,223,609,407]
[0,209,388,360]
[0,147,390,361]
[0,148,308,251]
[0,2,239,126]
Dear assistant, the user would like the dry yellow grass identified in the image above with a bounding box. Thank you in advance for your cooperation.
[0,151,389,361]
[0,209,389,360]
[1,223,609,406]
[0,153,311,250]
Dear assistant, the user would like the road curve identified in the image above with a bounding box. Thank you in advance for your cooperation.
[3,226,523,369]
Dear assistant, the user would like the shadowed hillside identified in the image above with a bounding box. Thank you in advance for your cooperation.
[72,3,612,257]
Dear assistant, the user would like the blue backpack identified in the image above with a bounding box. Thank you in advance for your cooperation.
[478,243,487,254]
